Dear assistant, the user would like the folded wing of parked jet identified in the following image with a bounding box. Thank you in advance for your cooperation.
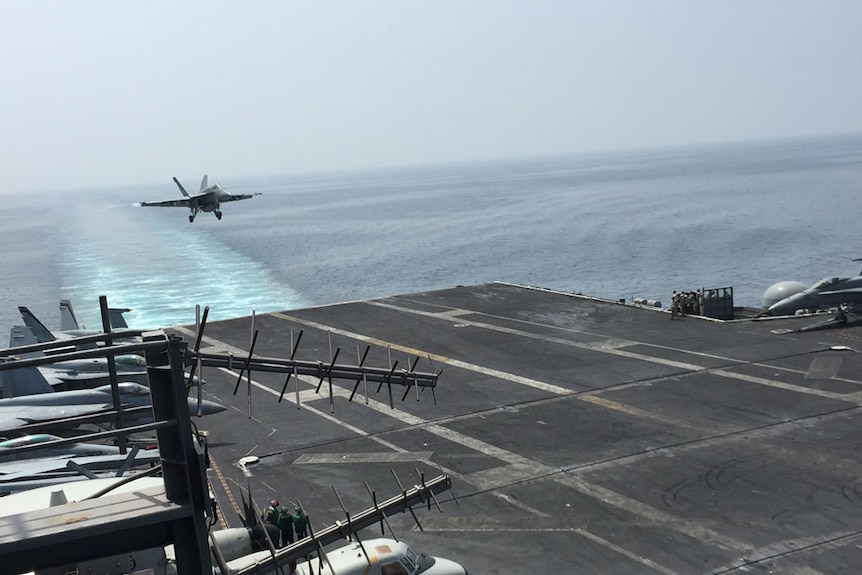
[0,404,113,433]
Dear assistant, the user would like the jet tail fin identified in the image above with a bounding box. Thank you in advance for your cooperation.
[200,174,209,191]
[1,365,54,397]
[18,307,56,343]
[8,326,43,358]
[60,300,131,331]
[10,325,37,348]
[108,308,130,329]
[60,299,81,330]
[173,177,190,197]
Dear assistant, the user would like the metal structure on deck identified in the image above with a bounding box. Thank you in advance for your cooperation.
[0,297,451,575]
[228,473,453,575]
[0,328,212,575]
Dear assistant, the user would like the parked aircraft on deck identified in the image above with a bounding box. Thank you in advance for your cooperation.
[219,536,468,575]
[139,175,260,222]
[19,303,132,343]
[60,299,132,331]
[7,325,150,387]
[0,435,160,493]
[0,434,123,463]
[768,274,862,317]
[0,366,225,433]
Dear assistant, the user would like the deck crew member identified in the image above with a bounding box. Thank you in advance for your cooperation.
[261,499,283,547]
[277,502,294,545]
[670,291,679,320]
[293,506,309,540]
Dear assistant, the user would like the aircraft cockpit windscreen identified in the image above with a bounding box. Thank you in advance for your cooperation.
[415,552,438,573]
[401,547,420,573]
[116,354,146,367]
[114,382,150,395]
[0,434,56,448]
[812,277,843,291]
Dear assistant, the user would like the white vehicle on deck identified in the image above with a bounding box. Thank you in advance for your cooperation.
[294,538,466,575]
[218,536,467,575]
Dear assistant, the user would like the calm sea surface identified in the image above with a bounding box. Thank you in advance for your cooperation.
[3,133,862,335]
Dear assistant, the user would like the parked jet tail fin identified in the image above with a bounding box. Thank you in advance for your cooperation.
[8,326,43,358]
[60,300,131,331]
[200,174,208,191]
[108,308,130,330]
[173,177,190,197]
[1,365,54,397]
[18,307,56,343]
[60,299,81,331]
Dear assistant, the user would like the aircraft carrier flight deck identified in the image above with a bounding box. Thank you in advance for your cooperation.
[176,282,862,574]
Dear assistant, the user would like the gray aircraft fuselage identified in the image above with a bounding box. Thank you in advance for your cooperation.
[768,276,862,316]
[0,382,225,432]
[0,434,122,463]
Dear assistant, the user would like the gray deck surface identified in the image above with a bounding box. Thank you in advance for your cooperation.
[175,282,862,574]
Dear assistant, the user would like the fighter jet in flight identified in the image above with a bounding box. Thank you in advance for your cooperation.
[139,175,259,222]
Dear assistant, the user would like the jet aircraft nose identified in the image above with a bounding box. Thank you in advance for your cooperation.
[424,556,469,574]
[768,292,815,316]
[187,397,227,416]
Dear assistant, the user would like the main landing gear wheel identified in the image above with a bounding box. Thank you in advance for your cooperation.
[215,211,223,220]
[189,214,195,223]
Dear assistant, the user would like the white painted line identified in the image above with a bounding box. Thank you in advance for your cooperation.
[272,312,575,396]
[214,366,408,454]
[365,302,862,402]
[712,369,856,402]
[294,452,434,464]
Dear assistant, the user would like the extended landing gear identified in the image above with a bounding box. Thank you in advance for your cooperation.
[189,214,195,223]
[215,210,223,220]
[836,305,848,324]
[798,306,852,332]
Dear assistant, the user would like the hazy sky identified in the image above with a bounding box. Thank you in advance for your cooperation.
[2,0,861,194]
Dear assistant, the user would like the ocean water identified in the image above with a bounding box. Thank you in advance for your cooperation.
[3,132,862,336]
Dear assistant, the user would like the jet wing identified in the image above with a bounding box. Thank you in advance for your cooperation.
[0,405,109,433]
[221,193,256,202]
[139,197,192,208]
[139,177,203,207]
[0,415,31,432]
[149,189,216,203]
[0,451,162,480]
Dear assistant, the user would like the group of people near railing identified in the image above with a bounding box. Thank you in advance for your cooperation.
[670,290,703,319]
[262,499,309,548]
